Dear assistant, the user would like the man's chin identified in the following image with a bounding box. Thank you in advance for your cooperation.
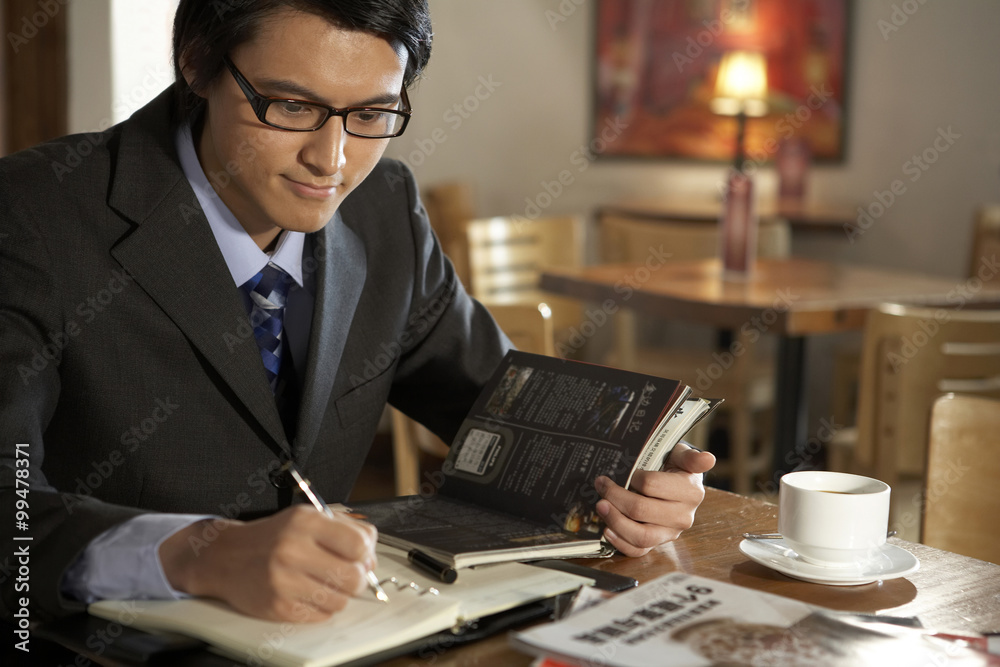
[280,207,343,235]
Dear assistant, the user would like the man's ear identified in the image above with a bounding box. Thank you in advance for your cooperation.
[178,50,206,98]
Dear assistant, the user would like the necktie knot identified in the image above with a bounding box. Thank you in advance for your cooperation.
[244,262,292,310]
[241,262,293,393]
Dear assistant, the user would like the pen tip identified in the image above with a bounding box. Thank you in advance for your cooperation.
[376,591,389,603]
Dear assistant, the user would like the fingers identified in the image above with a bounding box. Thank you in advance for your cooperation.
[595,469,706,557]
[309,510,379,569]
[629,468,706,506]
[666,443,717,474]
[276,507,378,597]
[187,505,381,623]
[596,490,676,557]
[256,553,358,623]
[270,519,371,595]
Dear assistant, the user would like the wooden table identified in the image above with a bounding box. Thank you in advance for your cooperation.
[383,487,1000,666]
[598,199,858,232]
[38,490,1000,666]
[539,257,1000,480]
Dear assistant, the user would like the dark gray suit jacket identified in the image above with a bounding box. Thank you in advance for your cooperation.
[0,89,509,620]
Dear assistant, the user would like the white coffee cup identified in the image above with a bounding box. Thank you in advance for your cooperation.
[777,471,891,567]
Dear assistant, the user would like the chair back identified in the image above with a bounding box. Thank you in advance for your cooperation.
[922,394,1000,564]
[853,303,1000,488]
[969,204,1000,279]
[465,216,585,356]
[466,216,585,299]
[422,182,476,287]
[481,300,556,357]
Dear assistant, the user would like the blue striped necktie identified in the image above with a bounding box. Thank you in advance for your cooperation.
[241,262,293,393]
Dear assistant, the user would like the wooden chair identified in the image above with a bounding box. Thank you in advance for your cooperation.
[922,394,1000,564]
[391,301,555,496]
[597,213,791,494]
[839,304,1000,493]
[968,204,1000,279]
[465,216,586,357]
[422,181,477,288]
[830,204,1000,476]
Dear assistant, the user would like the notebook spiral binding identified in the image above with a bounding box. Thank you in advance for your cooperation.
[379,576,440,597]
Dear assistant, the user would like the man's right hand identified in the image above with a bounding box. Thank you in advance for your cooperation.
[158,505,378,622]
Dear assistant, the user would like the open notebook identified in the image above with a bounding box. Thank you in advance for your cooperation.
[88,544,591,667]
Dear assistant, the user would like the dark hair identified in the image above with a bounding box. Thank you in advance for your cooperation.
[171,0,432,123]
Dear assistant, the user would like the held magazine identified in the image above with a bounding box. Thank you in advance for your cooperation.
[351,351,722,568]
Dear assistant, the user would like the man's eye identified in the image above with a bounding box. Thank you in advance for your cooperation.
[353,111,385,124]
[276,102,310,115]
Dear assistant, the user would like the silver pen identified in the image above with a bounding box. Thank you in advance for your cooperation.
[280,461,389,604]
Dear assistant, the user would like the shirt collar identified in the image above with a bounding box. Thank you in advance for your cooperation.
[175,124,305,288]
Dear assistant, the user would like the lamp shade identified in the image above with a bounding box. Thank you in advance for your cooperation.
[711,51,768,117]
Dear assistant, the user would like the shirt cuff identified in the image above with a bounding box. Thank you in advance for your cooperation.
[61,513,216,603]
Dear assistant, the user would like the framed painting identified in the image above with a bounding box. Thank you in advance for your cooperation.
[592,0,851,162]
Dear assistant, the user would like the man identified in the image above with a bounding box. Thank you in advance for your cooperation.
[0,0,714,626]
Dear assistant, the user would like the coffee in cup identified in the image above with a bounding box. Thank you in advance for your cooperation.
[777,471,891,567]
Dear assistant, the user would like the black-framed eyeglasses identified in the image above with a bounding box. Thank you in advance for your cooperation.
[223,56,411,138]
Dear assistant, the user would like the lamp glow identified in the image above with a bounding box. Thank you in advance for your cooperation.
[711,51,768,117]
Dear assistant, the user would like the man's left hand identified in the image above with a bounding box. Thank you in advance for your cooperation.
[595,444,716,557]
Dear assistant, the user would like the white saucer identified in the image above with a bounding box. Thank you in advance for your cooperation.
[739,538,919,586]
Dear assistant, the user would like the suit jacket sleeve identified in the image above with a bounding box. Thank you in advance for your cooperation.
[359,159,513,444]
[0,150,152,622]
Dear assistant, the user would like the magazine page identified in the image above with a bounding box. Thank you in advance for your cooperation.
[439,351,687,533]
[512,572,992,667]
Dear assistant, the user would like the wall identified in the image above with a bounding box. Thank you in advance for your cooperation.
[68,0,112,133]
[384,0,1000,441]
[386,0,1000,279]
[68,0,177,134]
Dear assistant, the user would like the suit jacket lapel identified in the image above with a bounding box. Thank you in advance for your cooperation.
[106,90,289,456]
[292,216,367,463]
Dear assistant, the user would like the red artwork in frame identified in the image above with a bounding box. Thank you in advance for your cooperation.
[593,0,850,162]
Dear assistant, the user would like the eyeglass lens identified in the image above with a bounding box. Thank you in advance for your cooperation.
[264,101,406,137]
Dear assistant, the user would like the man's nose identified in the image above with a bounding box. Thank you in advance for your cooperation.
[302,116,348,175]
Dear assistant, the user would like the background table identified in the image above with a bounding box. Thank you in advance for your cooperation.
[540,257,1000,481]
[598,199,858,232]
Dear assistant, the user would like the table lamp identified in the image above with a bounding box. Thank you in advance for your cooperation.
[711,50,769,171]
[711,50,768,278]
